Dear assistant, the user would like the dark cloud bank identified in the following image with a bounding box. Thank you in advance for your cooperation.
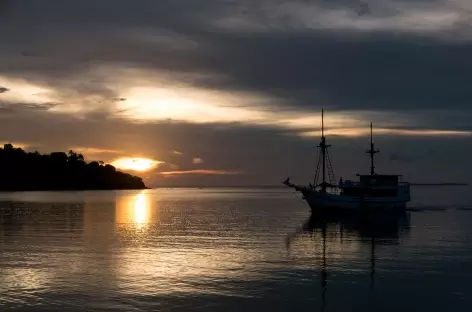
[1,0,471,185]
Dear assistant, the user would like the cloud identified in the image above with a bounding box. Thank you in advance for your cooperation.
[2,0,472,134]
[0,87,9,93]
[1,0,472,186]
[192,157,204,164]
[158,170,241,176]
[0,141,29,150]
[67,147,122,161]
[0,105,470,186]
[0,102,59,115]
[299,127,472,138]
[69,147,121,154]
[214,0,470,36]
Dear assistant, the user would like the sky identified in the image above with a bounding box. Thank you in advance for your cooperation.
[1,0,471,186]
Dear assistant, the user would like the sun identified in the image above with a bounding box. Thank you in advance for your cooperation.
[111,157,161,172]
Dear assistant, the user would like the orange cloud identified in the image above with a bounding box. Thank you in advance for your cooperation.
[192,157,204,164]
[158,169,241,176]
[69,147,122,155]
[0,141,30,150]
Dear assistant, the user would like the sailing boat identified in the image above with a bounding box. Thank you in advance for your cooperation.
[283,110,411,211]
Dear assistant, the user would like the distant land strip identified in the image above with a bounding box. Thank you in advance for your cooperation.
[409,183,469,186]
[153,183,469,188]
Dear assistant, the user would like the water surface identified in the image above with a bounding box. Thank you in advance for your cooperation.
[1,187,472,311]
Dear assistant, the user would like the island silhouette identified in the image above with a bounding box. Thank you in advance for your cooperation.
[0,144,146,191]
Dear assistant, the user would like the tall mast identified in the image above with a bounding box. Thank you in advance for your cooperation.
[322,109,325,188]
[367,122,379,175]
[318,109,330,192]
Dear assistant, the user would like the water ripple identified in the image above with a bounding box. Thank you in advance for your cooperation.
[1,188,472,311]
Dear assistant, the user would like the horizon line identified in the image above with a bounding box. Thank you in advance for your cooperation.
[148,183,469,188]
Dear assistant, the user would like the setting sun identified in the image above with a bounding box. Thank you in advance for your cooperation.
[111,157,161,172]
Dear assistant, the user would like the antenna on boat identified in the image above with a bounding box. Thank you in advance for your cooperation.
[367,122,379,175]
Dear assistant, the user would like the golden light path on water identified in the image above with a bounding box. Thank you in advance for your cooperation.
[109,190,364,296]
[115,191,154,229]
[0,189,373,304]
[133,193,149,226]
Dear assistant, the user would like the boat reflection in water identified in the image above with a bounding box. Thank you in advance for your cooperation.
[287,209,411,311]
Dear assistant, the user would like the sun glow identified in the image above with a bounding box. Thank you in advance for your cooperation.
[117,86,267,123]
[111,157,161,171]
[0,76,56,105]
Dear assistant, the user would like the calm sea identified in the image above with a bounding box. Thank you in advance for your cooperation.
[1,187,472,311]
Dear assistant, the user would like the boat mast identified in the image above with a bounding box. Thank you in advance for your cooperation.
[367,122,379,175]
[313,109,335,190]
[318,109,330,192]
[322,110,326,189]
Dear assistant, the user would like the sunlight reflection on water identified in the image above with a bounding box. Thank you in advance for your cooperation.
[0,187,472,311]
[116,191,154,228]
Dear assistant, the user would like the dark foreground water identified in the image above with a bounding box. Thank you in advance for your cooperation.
[1,187,472,311]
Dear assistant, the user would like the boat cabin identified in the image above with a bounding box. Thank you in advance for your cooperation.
[339,174,404,197]
[358,174,401,186]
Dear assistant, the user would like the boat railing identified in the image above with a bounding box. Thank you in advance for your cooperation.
[339,181,410,187]
[329,188,341,195]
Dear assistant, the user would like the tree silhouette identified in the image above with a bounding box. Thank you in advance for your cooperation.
[0,144,146,191]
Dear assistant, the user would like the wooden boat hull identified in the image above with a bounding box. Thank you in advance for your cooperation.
[301,189,409,212]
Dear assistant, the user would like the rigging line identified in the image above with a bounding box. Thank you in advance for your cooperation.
[326,149,336,185]
[313,149,322,186]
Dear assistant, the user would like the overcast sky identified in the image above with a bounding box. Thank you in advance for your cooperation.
[1,0,471,186]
